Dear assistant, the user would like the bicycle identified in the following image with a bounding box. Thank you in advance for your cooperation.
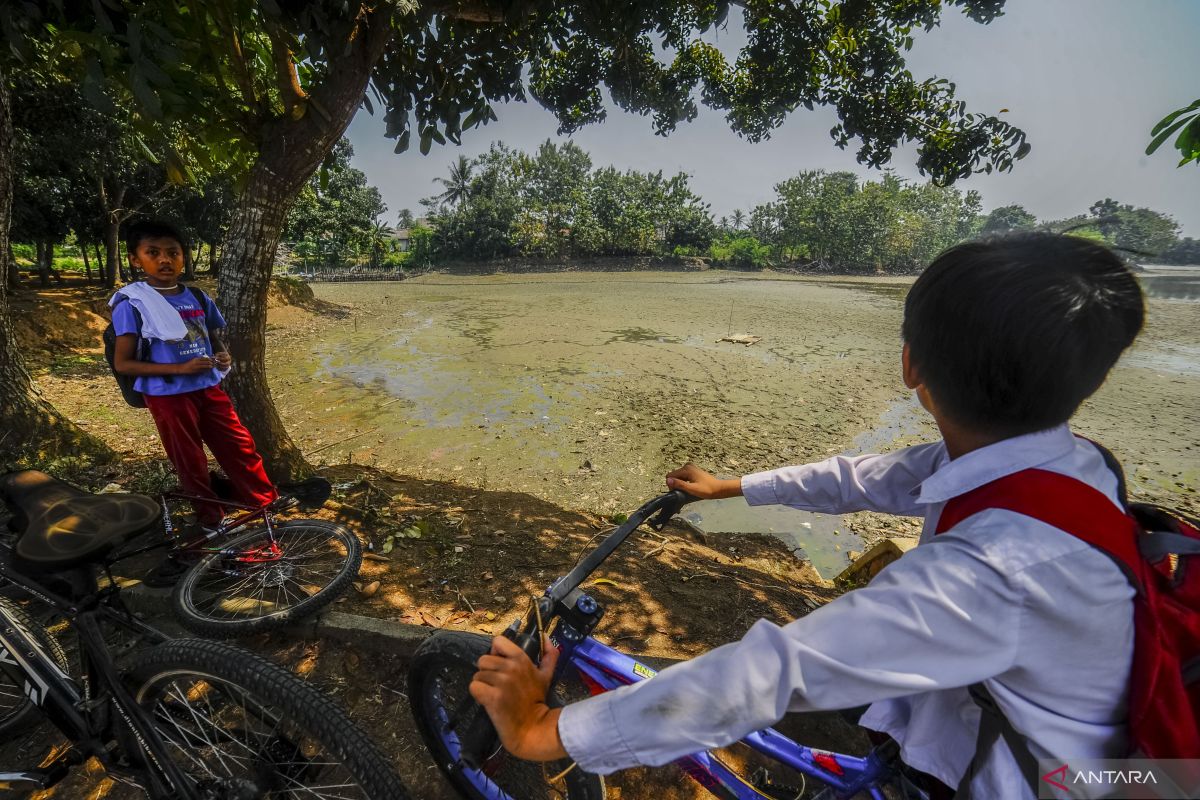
[0,468,410,798]
[91,470,360,637]
[407,491,927,800]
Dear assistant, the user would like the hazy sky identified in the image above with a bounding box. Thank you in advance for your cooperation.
[346,0,1200,236]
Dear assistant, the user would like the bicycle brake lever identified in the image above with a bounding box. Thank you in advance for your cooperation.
[648,490,694,531]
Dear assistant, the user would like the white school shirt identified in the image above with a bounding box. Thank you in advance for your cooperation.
[557,425,1134,797]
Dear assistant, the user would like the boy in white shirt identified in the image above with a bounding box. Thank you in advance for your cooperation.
[470,233,1145,798]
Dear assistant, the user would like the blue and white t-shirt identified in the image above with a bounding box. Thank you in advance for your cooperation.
[111,287,227,396]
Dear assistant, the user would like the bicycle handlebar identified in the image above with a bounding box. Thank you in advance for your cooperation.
[458,490,696,770]
[550,490,696,603]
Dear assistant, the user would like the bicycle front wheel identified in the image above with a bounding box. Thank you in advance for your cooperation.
[128,638,409,799]
[172,519,361,637]
[408,630,605,800]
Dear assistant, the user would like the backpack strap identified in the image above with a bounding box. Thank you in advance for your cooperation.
[934,468,1141,583]
[112,294,151,362]
[954,684,1040,799]
[936,468,1141,799]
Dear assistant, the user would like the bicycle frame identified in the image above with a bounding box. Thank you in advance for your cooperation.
[110,489,281,563]
[0,556,199,797]
[450,492,915,800]
[557,635,893,800]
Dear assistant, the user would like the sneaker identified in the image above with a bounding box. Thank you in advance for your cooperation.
[141,556,191,588]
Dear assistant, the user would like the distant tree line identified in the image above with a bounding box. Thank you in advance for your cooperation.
[422,141,714,262]
[420,143,1197,272]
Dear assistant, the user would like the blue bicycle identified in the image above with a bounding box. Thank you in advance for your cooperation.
[407,491,927,800]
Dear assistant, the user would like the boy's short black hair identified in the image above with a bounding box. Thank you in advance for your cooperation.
[124,219,188,254]
[902,232,1144,438]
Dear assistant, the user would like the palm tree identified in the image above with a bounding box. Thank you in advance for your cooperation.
[433,155,475,209]
[731,209,746,232]
[368,221,393,267]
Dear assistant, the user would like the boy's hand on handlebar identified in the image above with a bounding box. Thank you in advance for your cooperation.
[666,463,743,500]
[470,634,568,762]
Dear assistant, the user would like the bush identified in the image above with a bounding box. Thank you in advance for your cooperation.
[381,251,408,269]
[709,235,772,269]
[407,224,436,269]
[53,257,86,272]
[12,243,34,263]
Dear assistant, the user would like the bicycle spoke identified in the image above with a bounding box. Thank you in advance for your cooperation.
[140,669,372,800]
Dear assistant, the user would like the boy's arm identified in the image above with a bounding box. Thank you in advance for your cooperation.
[739,443,947,517]
[112,334,215,377]
[475,530,1023,773]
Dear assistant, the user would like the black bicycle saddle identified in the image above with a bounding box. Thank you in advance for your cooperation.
[0,470,160,571]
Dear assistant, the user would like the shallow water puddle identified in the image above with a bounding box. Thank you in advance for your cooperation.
[685,395,927,579]
[683,501,863,580]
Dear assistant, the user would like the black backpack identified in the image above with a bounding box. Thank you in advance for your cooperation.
[103,285,213,408]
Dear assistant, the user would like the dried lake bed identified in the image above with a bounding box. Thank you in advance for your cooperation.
[268,268,1199,577]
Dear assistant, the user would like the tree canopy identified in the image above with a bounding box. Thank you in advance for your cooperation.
[10,0,1029,186]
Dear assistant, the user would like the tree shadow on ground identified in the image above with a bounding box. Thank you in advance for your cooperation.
[315,465,839,662]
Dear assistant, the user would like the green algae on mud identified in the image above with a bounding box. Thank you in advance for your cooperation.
[266,270,1200,575]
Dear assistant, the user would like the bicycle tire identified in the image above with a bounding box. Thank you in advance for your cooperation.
[408,630,606,800]
[127,637,411,799]
[0,598,69,736]
[172,519,361,637]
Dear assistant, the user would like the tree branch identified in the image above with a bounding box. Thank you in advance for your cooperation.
[211,0,263,113]
[263,16,308,118]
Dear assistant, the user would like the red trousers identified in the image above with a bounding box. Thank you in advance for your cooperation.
[144,386,277,524]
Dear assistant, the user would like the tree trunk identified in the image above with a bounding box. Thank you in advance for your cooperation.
[36,240,51,287]
[99,178,126,288]
[103,218,121,287]
[81,240,92,282]
[45,240,59,285]
[93,242,106,284]
[4,244,16,290]
[0,67,111,469]
[183,243,195,281]
[215,9,391,482]
[209,242,219,275]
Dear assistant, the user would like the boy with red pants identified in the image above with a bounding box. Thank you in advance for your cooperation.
[111,220,276,579]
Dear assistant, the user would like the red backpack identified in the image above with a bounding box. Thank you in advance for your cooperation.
[936,456,1200,764]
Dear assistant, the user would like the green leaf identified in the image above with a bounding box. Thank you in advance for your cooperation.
[1150,99,1200,136]
[419,129,433,155]
[362,94,374,115]
[1145,112,1196,155]
[1014,141,1031,160]
[394,129,411,154]
[134,135,160,164]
